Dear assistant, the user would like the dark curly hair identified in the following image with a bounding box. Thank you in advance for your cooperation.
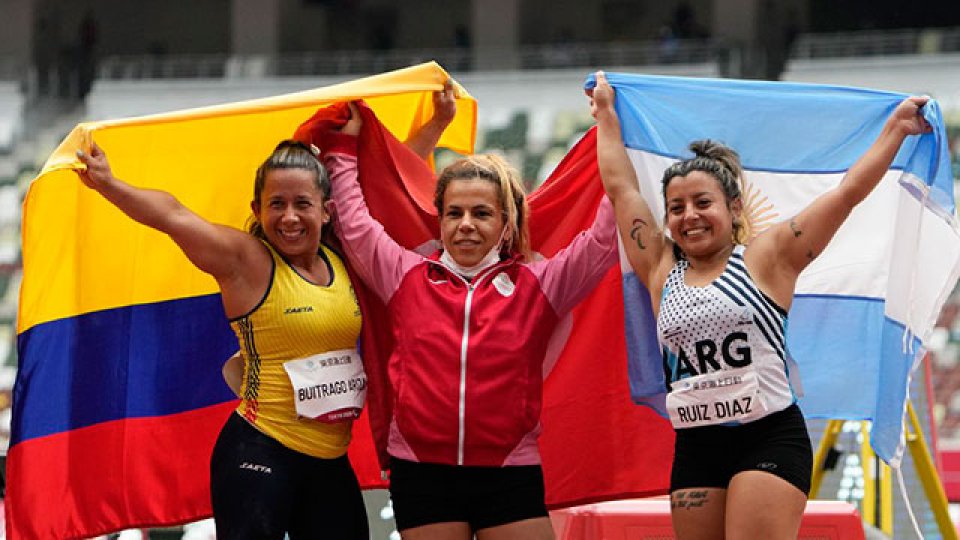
[662,140,746,258]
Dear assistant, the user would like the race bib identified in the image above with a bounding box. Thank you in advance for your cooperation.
[666,368,768,429]
[283,349,366,423]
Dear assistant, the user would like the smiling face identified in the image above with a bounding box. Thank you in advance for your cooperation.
[252,168,329,261]
[440,177,507,268]
[664,171,741,259]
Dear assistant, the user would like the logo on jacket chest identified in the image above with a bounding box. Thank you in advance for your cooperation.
[492,272,515,297]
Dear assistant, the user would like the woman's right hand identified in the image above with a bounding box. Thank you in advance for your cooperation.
[76,141,115,191]
[589,71,616,119]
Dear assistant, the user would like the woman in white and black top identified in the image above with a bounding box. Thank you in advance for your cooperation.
[590,70,930,540]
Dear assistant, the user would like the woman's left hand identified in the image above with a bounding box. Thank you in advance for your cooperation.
[433,80,457,126]
[76,141,116,192]
[889,96,933,137]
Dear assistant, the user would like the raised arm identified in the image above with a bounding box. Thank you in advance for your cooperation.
[591,71,669,288]
[324,104,423,303]
[405,81,457,161]
[76,142,260,285]
[756,96,932,286]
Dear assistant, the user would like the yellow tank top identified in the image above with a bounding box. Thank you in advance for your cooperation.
[232,242,362,458]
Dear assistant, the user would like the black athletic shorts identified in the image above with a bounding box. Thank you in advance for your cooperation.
[388,457,549,532]
[209,412,368,540]
[670,403,813,495]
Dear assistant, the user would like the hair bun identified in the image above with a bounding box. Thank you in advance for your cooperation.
[689,139,720,159]
[688,139,742,180]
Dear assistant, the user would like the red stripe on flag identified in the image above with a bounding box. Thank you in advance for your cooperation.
[6,401,236,540]
[542,268,674,507]
[529,127,674,506]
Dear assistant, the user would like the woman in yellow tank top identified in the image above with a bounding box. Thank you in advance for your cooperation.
[74,110,453,538]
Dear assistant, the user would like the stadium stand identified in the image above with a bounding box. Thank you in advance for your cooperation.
[0,82,23,154]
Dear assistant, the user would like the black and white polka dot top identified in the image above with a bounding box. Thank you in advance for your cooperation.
[657,245,798,418]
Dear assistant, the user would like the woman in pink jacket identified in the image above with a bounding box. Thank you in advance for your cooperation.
[323,97,618,540]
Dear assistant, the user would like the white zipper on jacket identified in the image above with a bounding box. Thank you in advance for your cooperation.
[458,283,475,466]
[426,259,505,466]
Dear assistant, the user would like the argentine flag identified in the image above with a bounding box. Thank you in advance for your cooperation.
[588,72,960,465]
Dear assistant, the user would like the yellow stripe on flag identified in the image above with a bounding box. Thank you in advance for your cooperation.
[20,62,476,333]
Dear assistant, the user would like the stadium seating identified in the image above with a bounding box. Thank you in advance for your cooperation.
[0,82,23,154]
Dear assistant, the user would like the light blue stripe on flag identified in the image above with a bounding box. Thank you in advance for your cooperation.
[585,72,954,214]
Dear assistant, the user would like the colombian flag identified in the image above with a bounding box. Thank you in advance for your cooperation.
[10,62,476,540]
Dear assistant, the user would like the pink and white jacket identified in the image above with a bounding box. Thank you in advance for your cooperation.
[325,137,618,467]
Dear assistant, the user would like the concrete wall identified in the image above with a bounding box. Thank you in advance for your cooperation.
[783,53,960,118]
[0,0,34,61]
[84,53,960,129]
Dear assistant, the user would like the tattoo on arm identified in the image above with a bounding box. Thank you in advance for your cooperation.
[789,219,802,238]
[790,219,816,260]
[629,218,648,250]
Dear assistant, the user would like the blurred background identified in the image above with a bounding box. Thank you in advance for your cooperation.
[0,0,959,538]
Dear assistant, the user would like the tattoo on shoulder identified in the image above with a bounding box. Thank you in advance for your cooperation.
[789,219,802,238]
[629,218,648,250]
[670,490,710,510]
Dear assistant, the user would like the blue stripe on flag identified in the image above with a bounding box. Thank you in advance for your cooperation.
[12,294,239,445]
[873,317,924,462]
[584,72,953,215]
[622,272,667,416]
[587,72,904,171]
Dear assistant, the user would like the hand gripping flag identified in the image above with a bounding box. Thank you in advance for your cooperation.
[11,62,476,540]
[585,72,960,466]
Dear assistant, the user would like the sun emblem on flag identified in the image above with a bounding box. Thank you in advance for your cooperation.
[739,176,779,244]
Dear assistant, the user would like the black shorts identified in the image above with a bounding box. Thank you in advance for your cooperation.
[388,457,549,532]
[210,413,368,540]
[670,403,813,495]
